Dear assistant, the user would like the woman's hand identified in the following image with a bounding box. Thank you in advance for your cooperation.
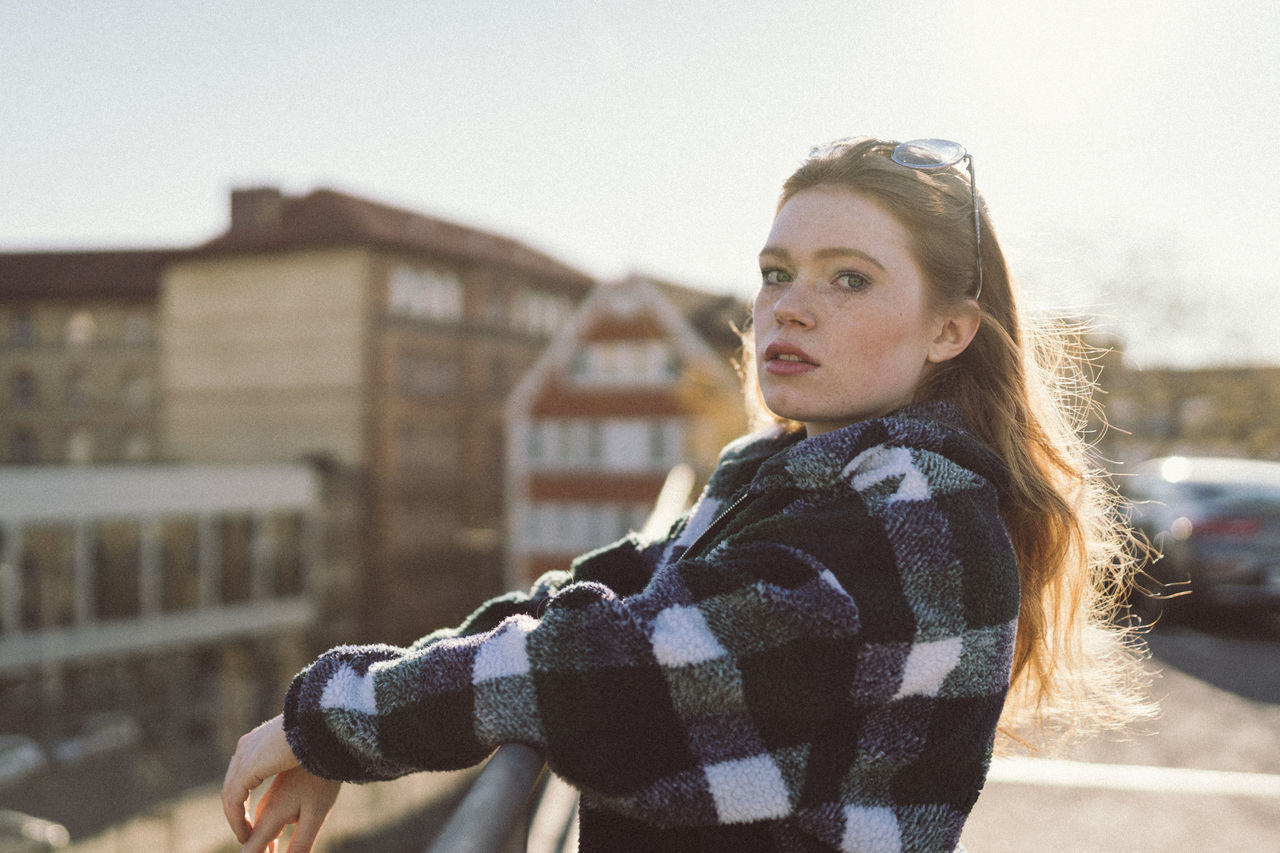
[236,767,341,853]
[222,714,341,852]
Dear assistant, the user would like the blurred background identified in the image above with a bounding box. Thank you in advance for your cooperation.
[2,1,1278,850]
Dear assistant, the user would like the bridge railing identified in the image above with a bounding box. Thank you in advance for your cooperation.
[423,464,696,853]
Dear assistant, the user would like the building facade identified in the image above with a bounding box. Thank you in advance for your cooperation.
[159,187,595,642]
[1095,358,1280,467]
[0,464,325,763]
[0,251,172,466]
[505,275,748,588]
[0,189,756,829]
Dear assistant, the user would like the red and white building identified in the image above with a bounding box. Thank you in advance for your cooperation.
[504,275,746,588]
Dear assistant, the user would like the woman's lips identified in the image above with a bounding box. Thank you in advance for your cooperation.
[763,341,818,375]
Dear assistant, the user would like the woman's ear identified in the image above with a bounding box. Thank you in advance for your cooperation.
[927,299,981,364]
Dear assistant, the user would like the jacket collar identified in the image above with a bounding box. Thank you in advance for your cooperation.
[743,401,1005,494]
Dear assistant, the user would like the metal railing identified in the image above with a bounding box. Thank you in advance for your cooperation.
[425,464,696,852]
[424,744,578,853]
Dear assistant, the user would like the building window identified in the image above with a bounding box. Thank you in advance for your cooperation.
[20,524,76,630]
[67,428,94,465]
[10,428,37,464]
[571,340,678,387]
[9,370,37,410]
[512,291,571,337]
[122,431,150,462]
[160,518,200,612]
[586,422,604,466]
[523,502,650,553]
[93,520,141,621]
[269,513,306,597]
[66,311,97,347]
[0,526,8,634]
[120,370,151,409]
[65,368,90,409]
[527,418,684,472]
[9,311,35,347]
[526,420,544,463]
[648,421,670,466]
[219,515,253,605]
[121,311,152,346]
[476,279,508,326]
[388,264,464,322]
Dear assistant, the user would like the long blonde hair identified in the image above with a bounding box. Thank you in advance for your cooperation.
[746,137,1154,748]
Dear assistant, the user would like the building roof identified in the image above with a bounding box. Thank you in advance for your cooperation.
[0,250,178,300]
[506,275,743,420]
[647,276,748,359]
[196,186,595,285]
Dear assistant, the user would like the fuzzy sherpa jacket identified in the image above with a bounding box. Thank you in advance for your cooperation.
[283,401,1020,852]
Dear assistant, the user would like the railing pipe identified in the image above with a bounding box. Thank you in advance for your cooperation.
[425,464,695,852]
[424,743,547,853]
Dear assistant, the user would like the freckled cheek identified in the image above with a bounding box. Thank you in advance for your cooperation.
[834,322,921,378]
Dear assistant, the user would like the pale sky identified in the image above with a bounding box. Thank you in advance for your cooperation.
[3,0,1277,367]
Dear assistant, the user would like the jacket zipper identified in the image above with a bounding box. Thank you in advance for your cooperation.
[682,490,754,560]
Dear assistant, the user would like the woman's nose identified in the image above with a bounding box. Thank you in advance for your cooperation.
[772,280,816,327]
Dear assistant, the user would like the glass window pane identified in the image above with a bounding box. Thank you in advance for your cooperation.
[220,515,253,604]
[271,513,305,597]
[161,518,200,611]
[93,520,140,621]
[21,524,76,630]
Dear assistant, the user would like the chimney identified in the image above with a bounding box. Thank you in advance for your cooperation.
[229,187,284,235]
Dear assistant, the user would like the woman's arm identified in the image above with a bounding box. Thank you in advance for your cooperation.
[281,455,1016,833]
[281,495,877,822]
[219,524,678,847]
[406,528,666,654]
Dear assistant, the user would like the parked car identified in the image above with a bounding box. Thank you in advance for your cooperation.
[1121,456,1280,618]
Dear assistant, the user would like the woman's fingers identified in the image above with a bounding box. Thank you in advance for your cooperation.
[236,768,341,853]
[285,772,341,853]
[286,815,323,853]
[222,752,255,843]
[222,715,302,843]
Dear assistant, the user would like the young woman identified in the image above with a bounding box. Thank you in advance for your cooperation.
[223,136,1151,852]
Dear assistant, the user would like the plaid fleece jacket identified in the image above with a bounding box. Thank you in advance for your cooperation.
[283,402,1019,852]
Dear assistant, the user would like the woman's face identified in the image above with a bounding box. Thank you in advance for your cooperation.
[754,186,955,436]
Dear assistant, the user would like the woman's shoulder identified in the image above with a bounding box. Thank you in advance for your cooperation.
[747,401,1008,498]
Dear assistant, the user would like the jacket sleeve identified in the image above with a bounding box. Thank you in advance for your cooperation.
[283,480,1016,831]
[285,493,853,802]
[405,524,676,654]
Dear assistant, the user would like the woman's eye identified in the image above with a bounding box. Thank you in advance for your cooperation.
[760,268,790,286]
[834,272,870,291]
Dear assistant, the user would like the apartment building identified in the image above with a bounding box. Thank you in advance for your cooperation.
[160,186,595,642]
[505,275,747,587]
[0,464,323,756]
[0,191,760,781]
[0,251,174,465]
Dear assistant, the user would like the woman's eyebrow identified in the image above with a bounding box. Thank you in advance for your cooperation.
[758,246,886,271]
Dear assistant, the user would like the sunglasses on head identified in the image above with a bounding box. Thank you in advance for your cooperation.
[890,138,983,299]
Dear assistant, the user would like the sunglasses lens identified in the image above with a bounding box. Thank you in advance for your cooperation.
[891,138,967,169]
